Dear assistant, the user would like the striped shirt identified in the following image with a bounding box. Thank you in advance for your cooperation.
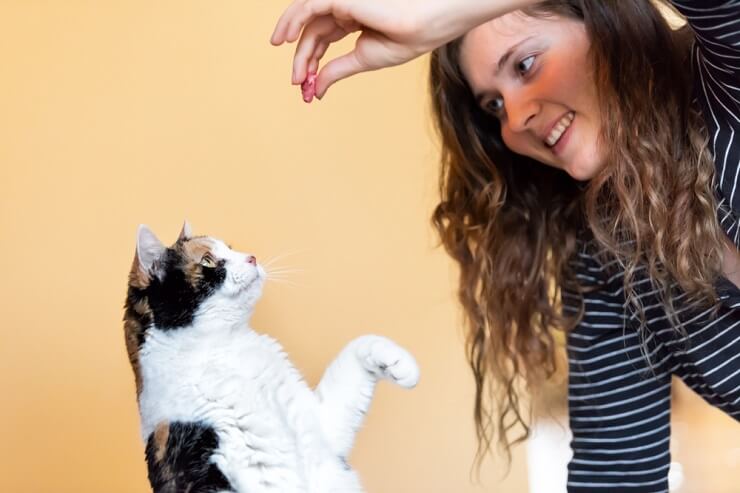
[563,2,740,491]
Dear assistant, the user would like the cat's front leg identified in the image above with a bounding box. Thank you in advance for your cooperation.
[314,335,419,459]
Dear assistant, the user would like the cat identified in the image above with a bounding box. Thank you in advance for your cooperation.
[123,222,420,493]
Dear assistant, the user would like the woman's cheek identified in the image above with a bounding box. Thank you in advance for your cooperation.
[503,131,545,164]
[501,128,521,155]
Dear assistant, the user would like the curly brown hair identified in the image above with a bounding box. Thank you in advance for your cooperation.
[428,0,726,466]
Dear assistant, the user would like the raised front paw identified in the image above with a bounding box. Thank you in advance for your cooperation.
[353,335,420,389]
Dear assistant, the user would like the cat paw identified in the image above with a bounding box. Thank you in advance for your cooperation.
[354,335,420,389]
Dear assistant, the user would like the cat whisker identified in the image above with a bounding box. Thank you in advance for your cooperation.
[265,271,306,279]
[262,250,306,269]
[267,275,300,280]
[263,263,305,274]
[265,278,303,287]
[265,265,304,271]
[265,272,306,282]
[265,268,306,275]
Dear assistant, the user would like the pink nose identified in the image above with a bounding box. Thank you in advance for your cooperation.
[246,255,257,265]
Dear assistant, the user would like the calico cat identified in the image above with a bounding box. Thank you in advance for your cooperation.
[123,222,419,493]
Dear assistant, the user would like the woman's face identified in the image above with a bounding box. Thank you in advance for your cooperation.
[459,12,604,181]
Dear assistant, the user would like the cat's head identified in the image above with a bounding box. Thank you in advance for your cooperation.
[127,222,265,331]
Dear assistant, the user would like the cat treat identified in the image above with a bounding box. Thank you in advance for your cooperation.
[123,222,419,492]
[302,72,318,103]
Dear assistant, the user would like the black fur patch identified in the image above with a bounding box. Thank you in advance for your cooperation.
[123,244,227,354]
[147,248,226,331]
[146,422,233,493]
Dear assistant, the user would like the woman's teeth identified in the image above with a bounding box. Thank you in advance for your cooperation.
[546,112,575,147]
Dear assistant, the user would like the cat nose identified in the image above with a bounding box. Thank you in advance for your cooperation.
[246,255,257,265]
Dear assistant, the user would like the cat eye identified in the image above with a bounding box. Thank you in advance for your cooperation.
[200,253,217,268]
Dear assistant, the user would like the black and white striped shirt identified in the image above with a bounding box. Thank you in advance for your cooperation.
[563,2,740,491]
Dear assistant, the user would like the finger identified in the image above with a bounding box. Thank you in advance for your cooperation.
[271,0,313,45]
[308,40,329,74]
[296,24,351,84]
[270,1,300,45]
[271,0,333,45]
[335,18,360,33]
[315,50,364,99]
[309,19,359,75]
[292,16,340,84]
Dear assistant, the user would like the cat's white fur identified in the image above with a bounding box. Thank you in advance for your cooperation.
[136,230,419,493]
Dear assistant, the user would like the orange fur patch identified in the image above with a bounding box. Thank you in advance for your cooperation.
[177,238,215,288]
[123,308,147,399]
[179,237,213,262]
[128,251,152,289]
[153,422,170,462]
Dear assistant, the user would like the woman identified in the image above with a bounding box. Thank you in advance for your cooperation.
[271,1,740,491]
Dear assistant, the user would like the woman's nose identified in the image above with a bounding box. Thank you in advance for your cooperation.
[504,91,539,133]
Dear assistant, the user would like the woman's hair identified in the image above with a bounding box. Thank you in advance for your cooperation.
[429,0,726,466]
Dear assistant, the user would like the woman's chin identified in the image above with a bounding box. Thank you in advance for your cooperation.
[565,166,589,181]
[565,159,602,182]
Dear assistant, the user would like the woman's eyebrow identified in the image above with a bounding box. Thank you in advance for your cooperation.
[474,35,535,104]
[495,36,535,76]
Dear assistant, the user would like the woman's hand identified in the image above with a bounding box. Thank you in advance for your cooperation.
[270,0,537,101]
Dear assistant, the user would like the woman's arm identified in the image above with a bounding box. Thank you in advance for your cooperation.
[671,1,740,219]
[671,0,740,109]
[566,236,740,492]
[563,261,674,492]
[672,0,740,86]
[270,0,540,100]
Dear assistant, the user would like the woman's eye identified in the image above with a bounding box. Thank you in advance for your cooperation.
[486,96,505,116]
[200,254,216,268]
[517,55,536,75]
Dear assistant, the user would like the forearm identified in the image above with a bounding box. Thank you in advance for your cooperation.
[424,0,543,47]
[670,0,740,51]
[447,0,543,25]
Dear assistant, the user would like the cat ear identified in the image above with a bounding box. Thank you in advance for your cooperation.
[136,224,166,280]
[178,220,192,242]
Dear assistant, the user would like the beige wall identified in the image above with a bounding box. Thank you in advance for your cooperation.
[0,2,529,491]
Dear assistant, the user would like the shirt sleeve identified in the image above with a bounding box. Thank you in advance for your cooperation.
[564,255,674,492]
[565,243,740,492]
[655,277,740,423]
[671,0,740,85]
[671,1,740,215]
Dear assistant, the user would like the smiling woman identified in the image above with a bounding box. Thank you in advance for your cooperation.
[430,2,740,490]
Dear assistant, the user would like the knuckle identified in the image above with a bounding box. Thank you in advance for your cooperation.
[300,0,317,16]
